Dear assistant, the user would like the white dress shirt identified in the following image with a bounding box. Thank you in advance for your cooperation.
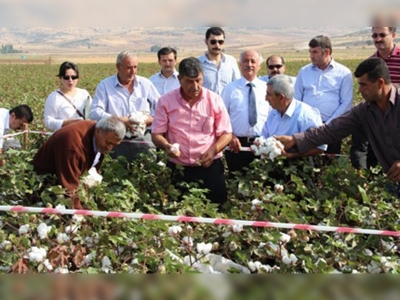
[89,75,160,121]
[0,108,10,149]
[221,77,271,137]
[149,70,180,96]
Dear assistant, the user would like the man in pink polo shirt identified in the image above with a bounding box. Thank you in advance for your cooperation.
[152,57,233,206]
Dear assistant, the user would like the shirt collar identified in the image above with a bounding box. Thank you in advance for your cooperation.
[241,76,262,87]
[311,58,336,70]
[4,112,10,131]
[158,70,179,78]
[202,52,227,63]
[114,74,139,88]
[283,99,296,118]
[373,44,400,58]
[389,85,398,105]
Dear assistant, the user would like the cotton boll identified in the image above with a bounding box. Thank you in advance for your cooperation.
[168,225,182,236]
[280,233,291,243]
[37,223,52,239]
[18,224,30,235]
[170,143,180,153]
[83,167,103,188]
[57,233,70,244]
[232,224,244,233]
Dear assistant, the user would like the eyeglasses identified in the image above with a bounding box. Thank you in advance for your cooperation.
[62,75,79,80]
[371,32,391,39]
[210,39,225,45]
[267,64,283,70]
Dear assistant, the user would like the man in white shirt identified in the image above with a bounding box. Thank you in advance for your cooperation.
[0,104,33,166]
[259,54,296,86]
[294,35,353,154]
[149,47,180,96]
[198,27,241,95]
[221,50,271,176]
[89,50,160,162]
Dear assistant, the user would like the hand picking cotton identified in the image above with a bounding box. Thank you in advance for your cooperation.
[251,137,284,161]
[83,167,103,188]
[125,111,148,138]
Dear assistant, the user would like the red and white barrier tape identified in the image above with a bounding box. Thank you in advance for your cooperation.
[1,205,398,237]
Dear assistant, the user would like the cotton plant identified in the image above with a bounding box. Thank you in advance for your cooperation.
[125,111,148,138]
[251,136,284,161]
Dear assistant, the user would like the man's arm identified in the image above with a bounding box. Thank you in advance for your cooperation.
[0,148,5,167]
[284,147,324,159]
[89,82,112,121]
[200,132,232,168]
[387,160,400,182]
[54,150,86,209]
[326,71,354,123]
[152,133,180,158]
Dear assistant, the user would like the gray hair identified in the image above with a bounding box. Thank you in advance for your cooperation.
[116,51,137,66]
[267,75,294,100]
[239,50,263,66]
[96,116,126,139]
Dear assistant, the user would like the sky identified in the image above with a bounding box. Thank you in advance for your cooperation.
[0,0,398,28]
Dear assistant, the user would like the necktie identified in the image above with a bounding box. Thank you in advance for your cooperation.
[247,82,257,127]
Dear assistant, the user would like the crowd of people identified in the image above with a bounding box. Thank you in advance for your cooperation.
[1,25,400,209]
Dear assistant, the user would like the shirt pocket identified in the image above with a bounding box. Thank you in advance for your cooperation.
[193,114,214,134]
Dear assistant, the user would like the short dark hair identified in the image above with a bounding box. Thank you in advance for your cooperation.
[178,57,203,78]
[205,27,225,40]
[266,55,285,66]
[371,27,397,33]
[57,61,79,78]
[9,105,34,123]
[309,35,332,55]
[354,57,391,84]
[157,47,177,60]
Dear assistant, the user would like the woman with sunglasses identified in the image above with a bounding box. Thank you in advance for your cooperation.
[44,61,92,131]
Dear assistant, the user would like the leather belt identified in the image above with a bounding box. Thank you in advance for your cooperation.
[237,136,258,144]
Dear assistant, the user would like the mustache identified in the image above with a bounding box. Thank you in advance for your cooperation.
[212,48,221,51]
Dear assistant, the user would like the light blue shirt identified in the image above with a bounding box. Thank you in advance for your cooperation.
[221,77,271,137]
[294,59,353,123]
[261,99,327,151]
[259,75,297,87]
[149,70,180,96]
[198,53,241,95]
[89,74,160,121]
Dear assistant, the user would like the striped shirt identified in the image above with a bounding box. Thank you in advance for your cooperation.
[371,45,400,84]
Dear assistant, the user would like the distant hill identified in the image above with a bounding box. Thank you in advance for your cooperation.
[0,27,374,56]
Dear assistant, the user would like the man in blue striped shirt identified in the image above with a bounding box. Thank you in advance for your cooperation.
[198,27,240,95]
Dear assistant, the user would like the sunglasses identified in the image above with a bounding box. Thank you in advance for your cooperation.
[62,75,79,80]
[371,32,391,39]
[267,64,283,70]
[210,39,225,45]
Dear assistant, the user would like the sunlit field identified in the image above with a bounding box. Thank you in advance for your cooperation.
[1,53,399,275]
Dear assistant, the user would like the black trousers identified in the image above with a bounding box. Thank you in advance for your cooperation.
[350,131,378,170]
[225,137,258,177]
[167,158,227,205]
